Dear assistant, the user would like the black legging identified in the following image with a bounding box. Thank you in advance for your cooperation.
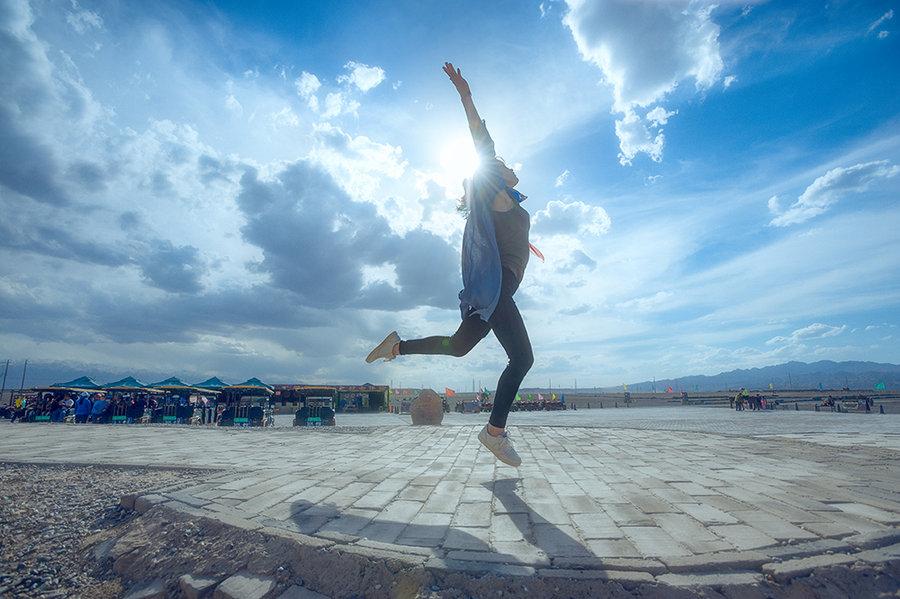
[399,268,533,428]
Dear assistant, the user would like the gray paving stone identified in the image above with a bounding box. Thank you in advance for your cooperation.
[660,551,768,573]
[213,573,276,599]
[833,502,900,524]
[179,574,219,599]
[762,553,858,583]
[585,538,641,558]
[535,568,655,583]
[733,510,818,541]
[452,502,491,527]
[443,526,491,550]
[552,556,666,575]
[710,524,778,550]
[571,512,624,540]
[622,526,691,557]
[276,585,329,599]
[425,557,536,577]
[657,572,764,587]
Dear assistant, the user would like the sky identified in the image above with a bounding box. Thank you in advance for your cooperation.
[1,0,898,390]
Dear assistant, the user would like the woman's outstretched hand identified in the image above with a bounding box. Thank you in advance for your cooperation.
[443,62,471,97]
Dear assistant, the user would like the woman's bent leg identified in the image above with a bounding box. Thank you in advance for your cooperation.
[399,313,490,357]
[488,277,534,429]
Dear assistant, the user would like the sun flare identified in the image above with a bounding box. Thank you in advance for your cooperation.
[438,136,480,188]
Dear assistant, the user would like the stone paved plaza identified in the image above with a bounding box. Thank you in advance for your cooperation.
[2,408,899,593]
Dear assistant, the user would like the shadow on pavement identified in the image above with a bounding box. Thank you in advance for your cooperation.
[488,478,592,557]
[281,477,592,563]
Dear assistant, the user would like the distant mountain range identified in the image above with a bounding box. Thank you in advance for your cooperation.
[612,361,900,392]
[1,359,897,394]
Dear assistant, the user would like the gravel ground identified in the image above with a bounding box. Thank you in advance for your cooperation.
[0,462,208,598]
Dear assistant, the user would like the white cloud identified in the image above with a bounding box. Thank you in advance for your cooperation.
[225,93,242,115]
[767,195,780,214]
[270,106,300,128]
[770,160,899,226]
[532,199,611,236]
[321,91,359,119]
[878,30,890,39]
[766,323,847,346]
[66,0,103,34]
[645,106,676,127]
[616,291,673,312]
[554,169,571,187]
[867,9,893,35]
[723,74,737,88]
[564,0,723,164]
[615,108,664,165]
[294,71,321,111]
[337,61,385,92]
[294,71,321,98]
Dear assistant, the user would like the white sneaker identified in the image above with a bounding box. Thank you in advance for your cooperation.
[478,425,522,467]
[366,331,400,363]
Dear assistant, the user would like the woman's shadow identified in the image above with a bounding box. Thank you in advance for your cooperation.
[287,477,590,560]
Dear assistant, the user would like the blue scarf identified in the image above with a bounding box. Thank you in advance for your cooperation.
[458,169,527,321]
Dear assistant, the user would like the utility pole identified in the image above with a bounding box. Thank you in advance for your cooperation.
[19,359,28,392]
[1,359,8,405]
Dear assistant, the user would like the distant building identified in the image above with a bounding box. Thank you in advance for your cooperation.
[272,383,389,413]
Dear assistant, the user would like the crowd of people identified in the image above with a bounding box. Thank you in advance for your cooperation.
[1,392,219,425]
[730,388,777,411]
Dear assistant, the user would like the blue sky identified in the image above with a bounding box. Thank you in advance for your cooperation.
[1,0,898,389]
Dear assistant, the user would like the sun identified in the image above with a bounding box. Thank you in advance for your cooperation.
[438,135,480,188]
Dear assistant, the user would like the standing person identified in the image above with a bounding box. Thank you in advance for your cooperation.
[74,393,92,423]
[366,63,537,467]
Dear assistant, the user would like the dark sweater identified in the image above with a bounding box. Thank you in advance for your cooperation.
[492,202,530,283]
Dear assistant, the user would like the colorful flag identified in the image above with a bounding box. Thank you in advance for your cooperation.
[666,386,673,393]
[537,393,544,401]
[551,392,557,401]
[623,384,628,392]
[444,387,456,397]
[769,383,774,390]
[874,382,886,391]
[527,393,533,400]
[515,393,522,402]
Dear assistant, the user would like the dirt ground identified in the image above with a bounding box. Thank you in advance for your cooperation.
[0,463,209,598]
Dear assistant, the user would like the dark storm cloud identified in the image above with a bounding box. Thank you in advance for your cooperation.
[0,2,72,205]
[236,161,459,310]
[136,239,204,294]
[118,211,141,230]
[0,215,208,295]
[66,160,106,191]
[87,285,326,344]
[0,107,70,205]
[197,153,234,184]
[0,217,129,267]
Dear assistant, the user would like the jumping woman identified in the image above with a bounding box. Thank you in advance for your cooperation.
[366,62,535,467]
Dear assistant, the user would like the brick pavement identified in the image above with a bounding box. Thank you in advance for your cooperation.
[2,418,898,582]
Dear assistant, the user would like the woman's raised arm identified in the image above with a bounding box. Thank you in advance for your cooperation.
[443,62,484,143]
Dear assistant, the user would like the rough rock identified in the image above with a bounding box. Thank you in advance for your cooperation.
[410,389,444,426]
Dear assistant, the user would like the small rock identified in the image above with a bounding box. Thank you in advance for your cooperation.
[180,573,219,599]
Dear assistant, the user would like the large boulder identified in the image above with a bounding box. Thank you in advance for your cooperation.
[410,389,444,425]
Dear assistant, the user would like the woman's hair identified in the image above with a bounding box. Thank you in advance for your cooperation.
[457,157,508,216]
